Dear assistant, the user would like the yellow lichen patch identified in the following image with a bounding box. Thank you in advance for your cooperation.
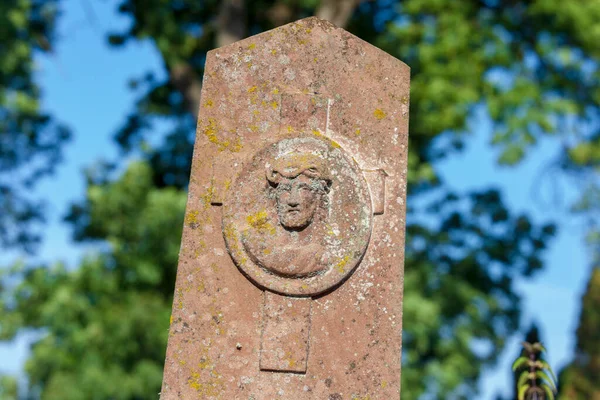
[200,183,216,208]
[287,125,295,133]
[193,244,207,259]
[249,125,259,133]
[381,380,388,388]
[204,99,214,107]
[252,109,260,116]
[185,210,199,226]
[248,43,256,50]
[209,262,219,273]
[176,288,184,309]
[313,57,318,63]
[271,49,277,55]
[247,86,257,93]
[230,137,243,152]
[326,225,337,237]
[247,62,253,69]
[187,368,225,397]
[223,223,248,264]
[283,351,297,368]
[198,357,212,370]
[246,210,276,234]
[374,108,387,120]
[201,118,241,152]
[272,88,279,95]
[335,254,351,273]
[263,248,271,255]
[208,302,226,336]
[312,130,341,148]
[355,128,361,135]
[169,314,174,324]
[270,100,278,110]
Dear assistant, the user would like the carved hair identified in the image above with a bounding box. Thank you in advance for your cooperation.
[266,152,332,193]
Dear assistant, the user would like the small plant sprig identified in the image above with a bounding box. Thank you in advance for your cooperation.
[512,341,558,400]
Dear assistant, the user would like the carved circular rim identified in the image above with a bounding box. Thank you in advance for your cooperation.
[222,134,372,297]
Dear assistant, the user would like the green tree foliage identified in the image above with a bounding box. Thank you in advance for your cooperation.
[558,267,600,399]
[0,0,70,252]
[1,0,599,398]
[0,376,17,400]
[1,163,185,398]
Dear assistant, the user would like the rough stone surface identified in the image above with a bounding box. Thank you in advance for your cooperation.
[161,17,410,399]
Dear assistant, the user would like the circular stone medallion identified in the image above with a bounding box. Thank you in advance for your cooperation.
[222,135,372,296]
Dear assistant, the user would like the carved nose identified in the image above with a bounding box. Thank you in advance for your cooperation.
[288,187,301,206]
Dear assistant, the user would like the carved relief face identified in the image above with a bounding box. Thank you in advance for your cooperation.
[275,174,321,230]
[223,136,373,296]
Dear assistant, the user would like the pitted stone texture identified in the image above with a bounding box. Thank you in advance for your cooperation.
[161,16,410,399]
[260,292,311,373]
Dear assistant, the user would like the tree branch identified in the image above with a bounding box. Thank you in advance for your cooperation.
[216,0,247,48]
[169,63,204,118]
[315,0,360,29]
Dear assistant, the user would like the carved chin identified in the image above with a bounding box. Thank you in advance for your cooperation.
[279,212,312,230]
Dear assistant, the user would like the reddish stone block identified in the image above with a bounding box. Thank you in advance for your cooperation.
[161,16,410,399]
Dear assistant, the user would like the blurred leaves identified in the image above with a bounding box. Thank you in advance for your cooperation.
[0,0,70,252]
[1,162,185,398]
[402,189,554,397]
[558,267,600,399]
[0,376,17,400]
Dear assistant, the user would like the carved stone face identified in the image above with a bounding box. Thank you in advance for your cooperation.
[275,174,321,230]
[223,135,373,296]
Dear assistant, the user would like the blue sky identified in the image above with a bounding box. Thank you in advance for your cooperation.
[0,1,593,398]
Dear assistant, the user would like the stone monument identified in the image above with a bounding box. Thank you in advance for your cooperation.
[161,17,410,399]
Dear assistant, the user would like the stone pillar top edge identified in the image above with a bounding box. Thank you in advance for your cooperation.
[206,16,410,73]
